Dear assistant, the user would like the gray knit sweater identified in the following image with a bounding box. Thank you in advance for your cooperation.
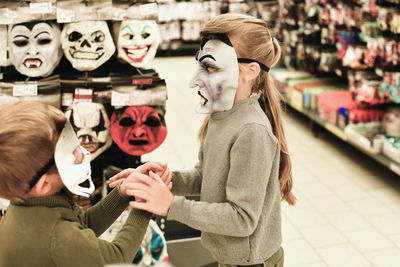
[168,94,282,265]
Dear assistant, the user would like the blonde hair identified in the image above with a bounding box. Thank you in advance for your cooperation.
[198,13,296,205]
[0,101,66,201]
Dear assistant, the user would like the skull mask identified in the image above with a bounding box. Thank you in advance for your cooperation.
[8,21,62,77]
[115,20,160,69]
[110,106,167,156]
[61,20,115,71]
[65,102,112,161]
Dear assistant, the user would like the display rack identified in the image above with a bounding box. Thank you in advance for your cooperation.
[277,77,400,176]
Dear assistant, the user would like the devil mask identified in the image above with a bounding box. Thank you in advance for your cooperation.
[110,106,167,156]
[133,220,168,266]
[116,20,160,69]
[61,20,115,71]
[9,21,62,77]
[65,102,112,161]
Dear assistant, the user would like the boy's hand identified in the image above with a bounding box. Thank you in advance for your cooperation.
[109,161,172,190]
[126,171,174,216]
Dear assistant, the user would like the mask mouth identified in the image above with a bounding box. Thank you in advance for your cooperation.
[23,58,42,68]
[80,141,101,153]
[198,90,208,105]
[129,139,149,146]
[123,45,151,62]
[69,47,105,60]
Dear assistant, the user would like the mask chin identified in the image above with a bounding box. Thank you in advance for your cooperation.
[54,120,94,197]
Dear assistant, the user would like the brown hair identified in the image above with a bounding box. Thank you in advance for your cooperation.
[198,14,296,205]
[0,101,66,201]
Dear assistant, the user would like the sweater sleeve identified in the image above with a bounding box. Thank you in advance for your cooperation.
[84,185,129,236]
[168,124,278,237]
[51,208,151,267]
[171,146,203,196]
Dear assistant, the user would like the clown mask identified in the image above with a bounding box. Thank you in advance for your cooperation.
[65,102,112,161]
[8,21,62,77]
[110,106,167,156]
[190,36,239,114]
[61,20,115,71]
[116,20,160,69]
[133,220,168,266]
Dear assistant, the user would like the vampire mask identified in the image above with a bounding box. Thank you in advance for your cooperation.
[65,102,112,161]
[190,34,270,114]
[190,34,239,114]
[61,20,115,71]
[8,21,62,77]
[55,120,94,197]
[133,220,168,266]
[110,106,167,156]
[115,20,160,69]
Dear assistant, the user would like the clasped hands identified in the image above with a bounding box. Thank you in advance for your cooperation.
[108,162,173,217]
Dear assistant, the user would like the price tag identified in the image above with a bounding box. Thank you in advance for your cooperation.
[73,88,92,104]
[130,90,151,105]
[57,8,75,23]
[140,3,158,17]
[30,2,52,14]
[13,83,38,96]
[112,91,129,107]
[61,93,73,107]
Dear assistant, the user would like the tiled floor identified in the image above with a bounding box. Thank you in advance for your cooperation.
[144,56,400,267]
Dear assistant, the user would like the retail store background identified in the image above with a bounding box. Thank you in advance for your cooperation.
[147,56,400,267]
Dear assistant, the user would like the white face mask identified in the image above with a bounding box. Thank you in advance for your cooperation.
[8,22,62,77]
[55,120,94,197]
[61,20,115,71]
[116,20,160,69]
[65,102,112,161]
[190,38,239,114]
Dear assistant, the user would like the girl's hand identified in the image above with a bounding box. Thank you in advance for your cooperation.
[125,171,174,216]
[108,161,164,189]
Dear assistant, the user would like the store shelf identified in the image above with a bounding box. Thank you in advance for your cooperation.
[281,95,400,176]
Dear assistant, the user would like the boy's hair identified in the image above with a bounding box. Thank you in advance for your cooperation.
[199,14,296,205]
[0,101,66,201]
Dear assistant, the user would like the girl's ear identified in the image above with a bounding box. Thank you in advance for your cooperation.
[243,62,261,82]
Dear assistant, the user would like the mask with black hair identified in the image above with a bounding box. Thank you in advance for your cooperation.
[8,21,62,77]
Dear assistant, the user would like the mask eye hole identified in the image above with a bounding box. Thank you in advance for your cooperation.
[123,33,134,40]
[68,31,82,42]
[141,32,150,39]
[206,66,217,73]
[119,117,135,127]
[37,38,52,45]
[144,116,161,127]
[91,30,105,43]
[13,39,28,47]
[133,248,143,264]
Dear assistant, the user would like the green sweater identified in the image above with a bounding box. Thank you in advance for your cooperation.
[168,94,282,265]
[0,187,151,267]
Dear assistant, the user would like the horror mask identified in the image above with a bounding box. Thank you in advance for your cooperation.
[190,35,239,114]
[65,102,112,161]
[133,220,168,266]
[55,120,94,197]
[8,21,62,77]
[116,20,160,69]
[110,106,167,156]
[61,20,115,71]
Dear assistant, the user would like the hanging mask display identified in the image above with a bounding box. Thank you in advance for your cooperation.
[115,20,160,69]
[61,20,115,71]
[55,120,94,197]
[65,102,112,161]
[110,106,167,156]
[8,21,62,77]
[133,220,168,266]
[190,35,239,114]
